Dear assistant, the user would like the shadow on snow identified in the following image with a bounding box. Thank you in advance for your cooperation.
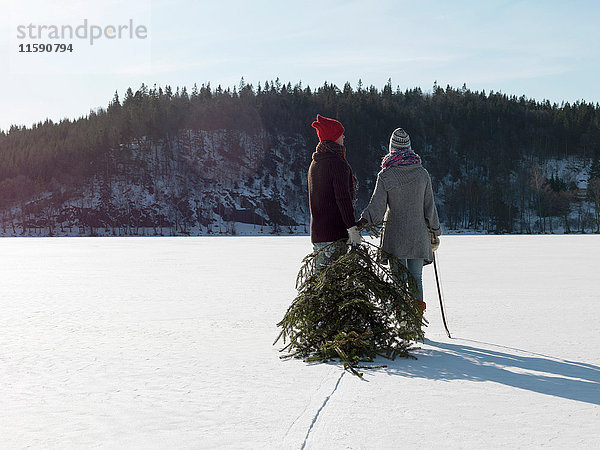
[376,338,600,405]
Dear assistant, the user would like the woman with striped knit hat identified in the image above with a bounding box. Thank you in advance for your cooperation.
[358,128,442,311]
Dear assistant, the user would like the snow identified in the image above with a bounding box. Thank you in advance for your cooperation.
[1,235,599,448]
[540,156,590,189]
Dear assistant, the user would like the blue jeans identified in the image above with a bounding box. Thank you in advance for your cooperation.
[313,241,347,271]
[390,258,424,301]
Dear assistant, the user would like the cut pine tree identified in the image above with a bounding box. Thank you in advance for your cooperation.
[274,224,426,377]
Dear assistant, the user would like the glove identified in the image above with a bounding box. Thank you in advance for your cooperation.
[429,231,440,252]
[347,226,362,245]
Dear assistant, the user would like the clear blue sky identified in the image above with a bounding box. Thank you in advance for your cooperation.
[2,0,599,131]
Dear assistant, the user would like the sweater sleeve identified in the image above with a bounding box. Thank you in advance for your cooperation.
[359,173,388,225]
[331,161,357,229]
[424,175,442,236]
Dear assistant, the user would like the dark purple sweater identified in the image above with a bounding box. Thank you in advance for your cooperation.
[308,150,357,243]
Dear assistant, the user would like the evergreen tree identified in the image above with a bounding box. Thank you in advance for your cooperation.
[275,225,426,377]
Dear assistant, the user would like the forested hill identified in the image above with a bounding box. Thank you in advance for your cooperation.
[1,79,600,236]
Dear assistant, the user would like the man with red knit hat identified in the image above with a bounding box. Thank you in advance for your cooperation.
[308,114,361,268]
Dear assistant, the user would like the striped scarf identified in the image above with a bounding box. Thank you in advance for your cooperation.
[381,149,422,172]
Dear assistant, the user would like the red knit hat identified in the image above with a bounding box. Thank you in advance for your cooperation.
[311,114,344,142]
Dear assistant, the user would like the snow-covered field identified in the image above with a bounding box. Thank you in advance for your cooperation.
[1,235,599,449]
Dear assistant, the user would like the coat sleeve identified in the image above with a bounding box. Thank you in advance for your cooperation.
[331,161,357,229]
[359,173,388,225]
[424,175,442,236]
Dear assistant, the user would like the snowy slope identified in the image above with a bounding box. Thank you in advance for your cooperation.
[1,236,599,448]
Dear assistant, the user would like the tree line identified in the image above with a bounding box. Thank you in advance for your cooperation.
[1,78,600,235]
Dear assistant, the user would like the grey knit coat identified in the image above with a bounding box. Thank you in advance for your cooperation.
[359,164,442,265]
